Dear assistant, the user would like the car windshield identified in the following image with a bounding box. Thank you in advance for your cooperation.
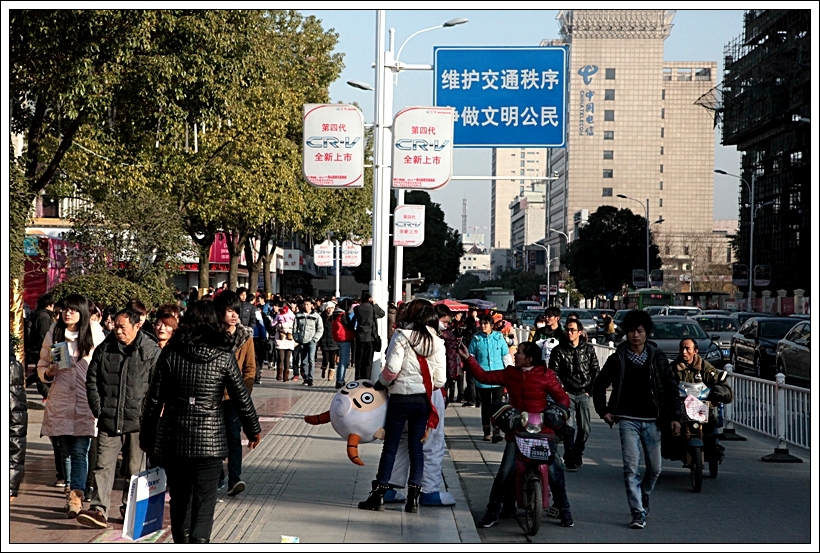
[759,320,798,338]
[670,307,701,316]
[564,310,593,320]
[614,310,629,323]
[521,310,545,325]
[697,317,740,332]
[650,321,709,340]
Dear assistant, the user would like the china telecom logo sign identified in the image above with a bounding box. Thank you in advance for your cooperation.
[578,65,598,85]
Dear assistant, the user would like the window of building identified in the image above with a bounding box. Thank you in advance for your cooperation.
[662,89,666,100]
[520,160,525,167]
[726,247,732,263]
[604,131,614,140]
[520,169,525,175]
[605,89,615,101]
[604,110,614,121]
[684,246,690,256]
[605,68,615,79]
[659,164,663,173]
[603,150,614,160]
[659,198,663,207]
[603,169,613,178]
[660,146,664,155]
[602,187,613,197]
[663,68,672,81]
[660,127,664,138]
[41,196,59,218]
[659,181,663,190]
[661,108,665,119]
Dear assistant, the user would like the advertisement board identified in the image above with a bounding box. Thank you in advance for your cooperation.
[302,104,364,187]
[393,204,426,247]
[342,241,362,267]
[391,106,454,189]
[313,241,334,267]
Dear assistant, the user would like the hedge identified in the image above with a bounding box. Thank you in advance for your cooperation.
[50,272,175,311]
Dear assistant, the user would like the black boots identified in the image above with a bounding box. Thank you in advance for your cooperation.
[405,484,422,513]
[358,481,388,511]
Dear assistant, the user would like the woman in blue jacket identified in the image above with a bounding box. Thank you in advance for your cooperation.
[468,316,511,442]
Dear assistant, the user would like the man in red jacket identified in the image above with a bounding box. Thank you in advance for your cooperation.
[458,341,574,529]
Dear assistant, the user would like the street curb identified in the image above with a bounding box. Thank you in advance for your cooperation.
[441,446,481,543]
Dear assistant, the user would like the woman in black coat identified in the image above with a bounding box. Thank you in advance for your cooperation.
[10,347,28,500]
[140,301,262,544]
[318,302,339,380]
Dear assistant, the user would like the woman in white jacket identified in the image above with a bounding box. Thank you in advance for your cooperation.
[358,302,445,514]
[37,294,106,517]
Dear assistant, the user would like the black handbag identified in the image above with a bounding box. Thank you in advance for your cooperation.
[372,326,383,352]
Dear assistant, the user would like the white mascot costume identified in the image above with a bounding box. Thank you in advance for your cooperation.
[385,387,455,506]
[304,380,388,465]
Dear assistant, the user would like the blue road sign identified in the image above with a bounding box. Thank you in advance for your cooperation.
[433,46,567,148]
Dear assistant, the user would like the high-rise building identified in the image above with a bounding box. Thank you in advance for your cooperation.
[489,10,718,287]
[720,9,811,295]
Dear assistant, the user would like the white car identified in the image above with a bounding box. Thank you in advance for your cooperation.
[644,305,703,317]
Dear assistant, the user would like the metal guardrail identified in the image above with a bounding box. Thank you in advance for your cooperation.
[525,329,811,452]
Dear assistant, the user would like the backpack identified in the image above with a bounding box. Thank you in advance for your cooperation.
[332,314,355,343]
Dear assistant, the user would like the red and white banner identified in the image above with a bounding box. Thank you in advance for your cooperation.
[393,204,425,247]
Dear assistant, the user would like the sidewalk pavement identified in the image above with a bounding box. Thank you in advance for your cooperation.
[9,365,480,544]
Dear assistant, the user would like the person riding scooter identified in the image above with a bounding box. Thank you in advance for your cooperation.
[664,338,733,462]
[458,341,573,529]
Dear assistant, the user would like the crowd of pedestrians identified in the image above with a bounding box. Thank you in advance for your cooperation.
[12,286,731,538]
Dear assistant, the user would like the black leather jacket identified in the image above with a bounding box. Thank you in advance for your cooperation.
[10,351,28,495]
[593,340,680,423]
[140,335,261,460]
[548,338,600,394]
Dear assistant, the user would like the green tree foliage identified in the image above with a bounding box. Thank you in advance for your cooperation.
[562,205,661,298]
[353,191,463,292]
[50,273,174,311]
[450,273,481,300]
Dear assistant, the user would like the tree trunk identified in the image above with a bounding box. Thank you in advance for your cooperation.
[245,236,262,296]
[263,252,273,297]
[197,242,211,293]
[225,230,248,291]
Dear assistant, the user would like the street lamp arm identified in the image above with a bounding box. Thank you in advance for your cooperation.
[395,25,443,65]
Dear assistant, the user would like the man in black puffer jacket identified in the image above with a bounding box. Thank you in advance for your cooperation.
[548,319,600,471]
[78,308,161,529]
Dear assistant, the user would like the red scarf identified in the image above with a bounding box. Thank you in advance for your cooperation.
[416,353,439,430]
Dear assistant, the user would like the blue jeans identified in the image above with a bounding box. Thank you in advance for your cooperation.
[59,435,91,491]
[488,439,570,514]
[618,419,662,515]
[376,396,429,488]
[336,342,351,385]
[297,341,318,381]
[220,401,243,487]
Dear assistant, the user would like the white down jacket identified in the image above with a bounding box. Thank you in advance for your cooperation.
[378,327,446,395]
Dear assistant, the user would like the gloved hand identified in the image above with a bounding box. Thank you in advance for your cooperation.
[373,380,387,392]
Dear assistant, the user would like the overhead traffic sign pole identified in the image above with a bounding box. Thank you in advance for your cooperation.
[433,46,568,148]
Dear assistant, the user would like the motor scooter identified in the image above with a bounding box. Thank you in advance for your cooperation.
[662,376,723,492]
[513,411,553,536]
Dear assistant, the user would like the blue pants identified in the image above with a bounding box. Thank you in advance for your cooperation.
[618,419,662,515]
[59,435,91,492]
[336,342,351,385]
[297,341,317,382]
[376,396,429,488]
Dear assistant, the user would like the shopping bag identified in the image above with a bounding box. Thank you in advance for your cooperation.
[122,466,167,540]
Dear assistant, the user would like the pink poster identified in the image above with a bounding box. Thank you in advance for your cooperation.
[780,297,794,315]
[209,233,230,263]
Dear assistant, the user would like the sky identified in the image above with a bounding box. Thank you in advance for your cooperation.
[300,8,747,233]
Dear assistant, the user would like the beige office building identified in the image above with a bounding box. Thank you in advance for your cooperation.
[490,10,717,279]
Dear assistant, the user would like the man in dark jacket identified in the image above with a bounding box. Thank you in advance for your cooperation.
[549,319,600,471]
[237,287,255,328]
[77,308,161,529]
[26,293,55,368]
[10,347,28,500]
[592,310,680,530]
[353,292,385,380]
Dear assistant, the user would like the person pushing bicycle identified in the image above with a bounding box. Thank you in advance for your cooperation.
[458,341,574,529]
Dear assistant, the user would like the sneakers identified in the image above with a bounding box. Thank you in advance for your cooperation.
[461,402,474,407]
[54,478,66,488]
[564,461,578,472]
[335,382,344,390]
[641,492,650,515]
[560,509,574,527]
[76,508,108,529]
[629,511,646,529]
[227,481,246,497]
[478,511,498,528]
[491,428,503,444]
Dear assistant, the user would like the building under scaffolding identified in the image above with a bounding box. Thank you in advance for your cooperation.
[720,10,811,295]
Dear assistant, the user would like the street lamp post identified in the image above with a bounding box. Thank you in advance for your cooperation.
[547,228,569,307]
[530,242,549,306]
[617,194,650,288]
[353,12,467,378]
[715,169,755,308]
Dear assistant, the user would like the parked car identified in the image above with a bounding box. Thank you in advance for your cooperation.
[734,311,776,326]
[694,315,741,364]
[647,316,724,367]
[644,305,703,317]
[559,308,599,339]
[612,309,632,342]
[788,313,811,321]
[775,321,811,385]
[703,309,733,316]
[519,308,546,328]
[510,300,541,324]
[730,317,800,379]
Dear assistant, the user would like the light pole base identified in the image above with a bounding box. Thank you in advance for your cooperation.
[761,448,802,463]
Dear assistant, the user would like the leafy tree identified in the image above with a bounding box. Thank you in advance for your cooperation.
[563,205,661,298]
[484,269,544,302]
[50,273,174,311]
[353,191,463,292]
[450,273,481,300]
